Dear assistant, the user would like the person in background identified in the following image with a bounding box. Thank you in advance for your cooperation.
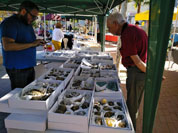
[68,24,72,31]
[97,24,101,43]
[49,28,53,36]
[38,23,43,36]
[135,21,140,26]
[52,22,64,50]
[171,33,178,47]
[0,0,45,90]
[107,12,148,130]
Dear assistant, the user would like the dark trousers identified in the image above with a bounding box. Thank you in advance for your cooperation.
[6,67,35,90]
[173,41,178,46]
[126,66,145,130]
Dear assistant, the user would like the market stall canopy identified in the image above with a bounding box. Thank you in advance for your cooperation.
[135,10,149,21]
[41,14,61,21]
[0,0,125,15]
[61,15,93,21]
[135,10,178,21]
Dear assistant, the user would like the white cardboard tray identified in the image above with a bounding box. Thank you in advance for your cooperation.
[5,113,46,131]
[8,68,74,110]
[94,77,122,97]
[89,96,134,133]
[48,89,93,127]
[48,121,88,133]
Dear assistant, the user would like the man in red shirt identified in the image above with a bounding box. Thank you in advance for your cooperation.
[107,12,148,130]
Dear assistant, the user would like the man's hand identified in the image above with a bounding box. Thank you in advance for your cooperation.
[162,75,166,80]
[130,55,146,73]
[2,37,47,51]
[33,39,46,47]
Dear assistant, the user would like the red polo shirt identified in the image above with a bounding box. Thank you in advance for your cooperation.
[120,24,148,68]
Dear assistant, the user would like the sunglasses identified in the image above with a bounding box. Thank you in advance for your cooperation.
[26,9,38,20]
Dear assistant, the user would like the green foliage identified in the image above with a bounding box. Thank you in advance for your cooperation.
[32,21,38,28]
[73,27,79,31]
[132,0,150,7]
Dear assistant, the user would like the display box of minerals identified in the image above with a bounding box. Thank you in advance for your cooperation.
[89,96,134,133]
[87,51,100,56]
[0,88,51,115]
[94,78,122,97]
[98,52,110,56]
[8,79,64,110]
[8,68,74,110]
[100,70,119,79]
[80,58,100,70]
[75,66,100,78]
[62,58,82,70]
[48,89,94,132]
[45,50,76,60]
[91,55,113,64]
[38,67,74,87]
[77,50,99,57]
[71,56,91,61]
[73,53,92,61]
[99,63,117,72]
[43,51,53,58]
[69,76,94,91]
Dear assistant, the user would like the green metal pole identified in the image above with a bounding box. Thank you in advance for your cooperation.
[74,14,76,32]
[98,15,106,52]
[143,0,175,133]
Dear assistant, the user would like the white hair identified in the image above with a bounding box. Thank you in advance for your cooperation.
[107,12,126,24]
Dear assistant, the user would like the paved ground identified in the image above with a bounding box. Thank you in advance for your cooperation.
[0,44,178,133]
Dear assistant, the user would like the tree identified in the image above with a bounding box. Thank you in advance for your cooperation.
[133,0,150,13]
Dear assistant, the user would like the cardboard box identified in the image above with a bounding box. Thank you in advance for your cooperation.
[99,63,117,72]
[48,121,88,133]
[75,66,100,78]
[11,108,48,116]
[94,78,122,97]
[89,126,134,133]
[100,71,119,79]
[49,50,76,60]
[80,59,100,71]
[48,89,93,130]
[81,69,100,78]
[74,64,81,76]
[0,88,49,115]
[5,113,46,131]
[89,96,134,133]
[76,50,99,57]
[39,67,74,87]
[7,128,71,133]
[91,56,113,64]
[62,58,81,70]
[8,67,75,110]
[43,51,53,58]
[8,79,64,110]
[0,88,21,113]
[8,90,56,111]
[44,62,63,69]
[69,76,94,91]
[62,68,74,87]
[98,52,110,56]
